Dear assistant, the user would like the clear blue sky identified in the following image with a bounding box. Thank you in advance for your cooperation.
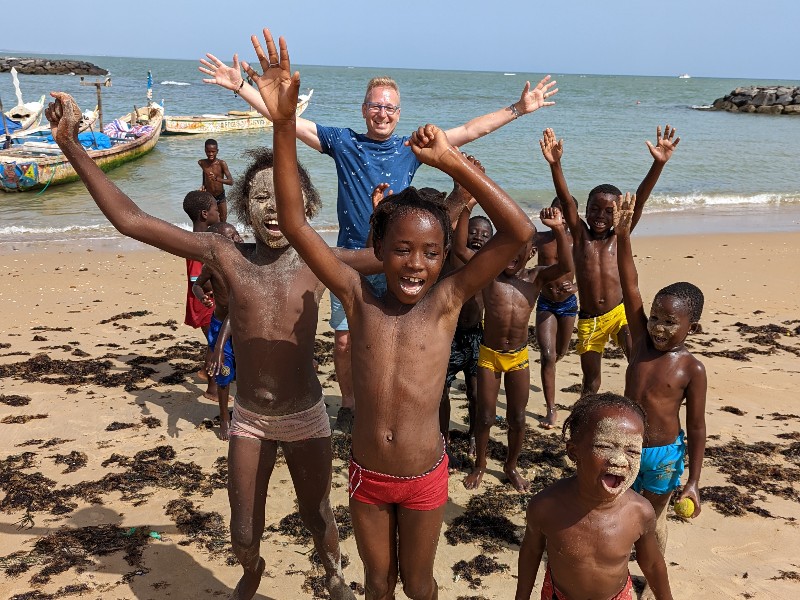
[5,0,800,79]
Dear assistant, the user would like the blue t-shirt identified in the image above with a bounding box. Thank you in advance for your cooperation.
[317,124,422,249]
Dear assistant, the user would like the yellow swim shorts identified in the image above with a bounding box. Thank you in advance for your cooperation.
[477,344,529,373]
[576,302,628,355]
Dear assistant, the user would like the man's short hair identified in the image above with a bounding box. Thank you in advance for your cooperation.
[364,77,399,103]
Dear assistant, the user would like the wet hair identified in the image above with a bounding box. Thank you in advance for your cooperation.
[208,222,238,236]
[468,215,494,235]
[562,392,647,444]
[371,186,451,253]
[205,138,218,148]
[587,184,622,204]
[182,190,215,222]
[229,147,321,227]
[655,282,704,322]
[364,77,399,103]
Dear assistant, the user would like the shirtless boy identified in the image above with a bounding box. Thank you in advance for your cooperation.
[533,197,577,429]
[515,392,673,600]
[192,221,243,440]
[539,125,680,394]
[46,96,381,600]
[462,206,572,492]
[256,29,533,599]
[199,138,233,222]
[615,196,706,598]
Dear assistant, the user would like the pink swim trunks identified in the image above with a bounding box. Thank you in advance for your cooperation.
[541,565,632,600]
[348,445,449,511]
[228,399,331,442]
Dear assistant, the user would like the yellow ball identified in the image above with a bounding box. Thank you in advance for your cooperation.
[674,497,695,518]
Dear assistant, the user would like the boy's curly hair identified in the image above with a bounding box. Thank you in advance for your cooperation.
[655,282,704,322]
[229,147,322,227]
[370,186,451,254]
[182,190,215,222]
[562,392,647,444]
[587,184,622,203]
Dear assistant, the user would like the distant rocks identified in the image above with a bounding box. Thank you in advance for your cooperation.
[0,57,107,76]
[709,86,800,115]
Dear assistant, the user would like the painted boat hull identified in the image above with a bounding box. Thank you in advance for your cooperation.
[163,91,312,135]
[0,104,163,193]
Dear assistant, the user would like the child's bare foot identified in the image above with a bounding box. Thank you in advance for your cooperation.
[220,419,230,441]
[230,557,265,600]
[504,466,530,492]
[538,409,557,430]
[197,369,209,382]
[468,435,476,457]
[326,572,356,600]
[463,467,485,490]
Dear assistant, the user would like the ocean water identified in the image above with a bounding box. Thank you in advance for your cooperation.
[1,52,799,244]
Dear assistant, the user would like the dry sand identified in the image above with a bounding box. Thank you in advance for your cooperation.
[1,232,799,599]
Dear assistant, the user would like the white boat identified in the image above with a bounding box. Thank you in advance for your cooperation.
[678,74,691,79]
[1,68,45,139]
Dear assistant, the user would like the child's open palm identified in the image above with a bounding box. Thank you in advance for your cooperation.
[539,128,563,164]
[646,124,680,164]
[613,193,636,236]
[244,29,300,122]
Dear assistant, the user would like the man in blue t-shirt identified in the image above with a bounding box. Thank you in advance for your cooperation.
[201,57,558,431]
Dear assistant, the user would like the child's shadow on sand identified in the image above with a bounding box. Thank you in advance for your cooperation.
[1,506,276,600]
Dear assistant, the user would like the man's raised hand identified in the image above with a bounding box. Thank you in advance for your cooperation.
[646,124,680,164]
[539,128,563,165]
[199,53,244,91]
[518,75,558,114]
[242,28,300,122]
[45,92,82,145]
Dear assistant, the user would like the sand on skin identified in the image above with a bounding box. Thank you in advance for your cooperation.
[0,232,799,599]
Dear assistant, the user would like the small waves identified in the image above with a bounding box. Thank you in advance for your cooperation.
[160,80,191,86]
[646,192,800,211]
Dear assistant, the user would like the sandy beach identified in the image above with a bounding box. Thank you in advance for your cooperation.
[1,231,799,600]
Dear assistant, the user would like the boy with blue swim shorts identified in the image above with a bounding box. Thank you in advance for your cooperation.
[615,192,706,598]
[192,221,243,440]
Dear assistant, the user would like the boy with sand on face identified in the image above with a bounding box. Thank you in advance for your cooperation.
[461,205,573,492]
[615,196,707,599]
[45,95,386,600]
[253,28,534,599]
[515,392,673,600]
[539,126,680,395]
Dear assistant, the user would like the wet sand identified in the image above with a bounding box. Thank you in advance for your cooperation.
[1,231,799,599]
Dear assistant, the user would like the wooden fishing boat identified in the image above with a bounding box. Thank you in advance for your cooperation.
[163,90,312,135]
[3,95,45,138]
[11,106,100,140]
[0,103,163,193]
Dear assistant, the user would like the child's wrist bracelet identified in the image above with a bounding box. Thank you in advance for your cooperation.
[233,80,245,96]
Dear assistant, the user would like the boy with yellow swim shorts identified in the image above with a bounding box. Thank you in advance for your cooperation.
[539,125,680,395]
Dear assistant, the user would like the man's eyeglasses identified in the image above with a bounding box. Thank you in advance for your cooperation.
[364,102,400,115]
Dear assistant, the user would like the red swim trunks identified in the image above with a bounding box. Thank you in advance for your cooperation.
[348,449,449,511]
[541,565,632,600]
[185,258,213,328]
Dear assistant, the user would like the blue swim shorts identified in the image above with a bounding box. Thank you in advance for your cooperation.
[330,273,387,331]
[207,314,235,387]
[633,430,685,495]
[536,293,578,318]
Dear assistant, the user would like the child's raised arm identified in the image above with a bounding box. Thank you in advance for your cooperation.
[255,30,362,304]
[531,207,573,284]
[540,128,581,238]
[46,93,218,264]
[418,126,534,304]
[614,194,648,346]
[451,198,478,265]
[631,125,680,231]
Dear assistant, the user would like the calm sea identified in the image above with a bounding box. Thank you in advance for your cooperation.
[2,52,799,245]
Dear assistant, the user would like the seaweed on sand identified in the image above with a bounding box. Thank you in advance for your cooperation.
[452,554,509,589]
[0,394,31,406]
[8,583,90,600]
[98,310,151,324]
[52,451,87,474]
[2,414,48,424]
[445,484,525,552]
[0,524,150,585]
[164,498,234,564]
